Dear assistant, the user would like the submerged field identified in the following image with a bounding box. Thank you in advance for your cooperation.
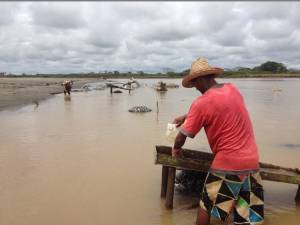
[0,78,299,225]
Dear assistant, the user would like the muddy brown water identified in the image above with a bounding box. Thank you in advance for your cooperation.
[0,78,299,225]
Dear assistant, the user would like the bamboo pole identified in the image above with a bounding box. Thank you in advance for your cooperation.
[161,166,169,198]
[165,167,176,209]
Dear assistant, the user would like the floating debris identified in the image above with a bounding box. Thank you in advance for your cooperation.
[113,90,122,93]
[123,79,140,89]
[128,106,152,113]
[166,83,179,88]
[105,79,140,90]
[280,143,300,150]
[153,81,179,91]
[154,81,167,91]
[82,82,106,91]
[272,87,282,92]
[72,89,84,93]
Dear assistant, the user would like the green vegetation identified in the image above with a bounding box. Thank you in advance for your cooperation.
[222,61,297,78]
[255,61,287,73]
[2,61,300,78]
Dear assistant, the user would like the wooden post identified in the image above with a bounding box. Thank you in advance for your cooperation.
[295,185,300,204]
[110,86,113,94]
[129,83,132,94]
[165,167,176,209]
[161,166,169,198]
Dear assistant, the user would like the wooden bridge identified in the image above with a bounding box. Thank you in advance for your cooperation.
[155,145,300,209]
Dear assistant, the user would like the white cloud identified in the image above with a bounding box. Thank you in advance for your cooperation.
[0,2,21,26]
[250,18,295,40]
[0,1,300,74]
[30,2,86,30]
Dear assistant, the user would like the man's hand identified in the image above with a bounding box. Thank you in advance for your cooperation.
[172,148,183,158]
[173,114,187,127]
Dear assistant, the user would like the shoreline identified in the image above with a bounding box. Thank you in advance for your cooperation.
[0,77,102,112]
[1,76,299,112]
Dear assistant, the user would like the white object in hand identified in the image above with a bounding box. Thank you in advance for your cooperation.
[166,123,178,143]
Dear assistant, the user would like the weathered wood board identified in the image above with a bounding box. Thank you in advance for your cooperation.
[155,145,300,184]
[155,145,300,208]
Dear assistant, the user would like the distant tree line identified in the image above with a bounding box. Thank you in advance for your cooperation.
[2,61,300,78]
[222,61,296,77]
[177,61,297,78]
[237,61,287,73]
[255,61,287,73]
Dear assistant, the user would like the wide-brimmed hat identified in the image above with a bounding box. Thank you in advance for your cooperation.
[182,58,224,88]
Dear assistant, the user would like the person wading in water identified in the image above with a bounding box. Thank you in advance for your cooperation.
[172,58,264,225]
[63,80,73,95]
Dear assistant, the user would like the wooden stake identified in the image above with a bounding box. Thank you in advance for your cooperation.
[295,185,300,204]
[161,166,169,198]
[165,167,176,209]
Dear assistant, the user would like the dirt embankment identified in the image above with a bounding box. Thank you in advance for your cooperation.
[0,77,101,111]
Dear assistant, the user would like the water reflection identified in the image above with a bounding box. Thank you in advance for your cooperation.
[64,95,71,102]
[156,90,168,99]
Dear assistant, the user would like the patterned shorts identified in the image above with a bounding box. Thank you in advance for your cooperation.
[199,171,264,225]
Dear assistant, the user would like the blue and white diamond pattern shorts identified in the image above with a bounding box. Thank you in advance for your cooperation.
[199,171,264,225]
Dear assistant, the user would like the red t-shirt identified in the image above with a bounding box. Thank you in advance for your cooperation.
[180,83,259,171]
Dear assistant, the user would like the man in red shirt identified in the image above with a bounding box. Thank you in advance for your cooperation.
[173,58,264,225]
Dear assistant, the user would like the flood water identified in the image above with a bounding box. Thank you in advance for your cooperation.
[0,78,299,225]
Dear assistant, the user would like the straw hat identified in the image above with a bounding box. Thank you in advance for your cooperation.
[182,58,224,88]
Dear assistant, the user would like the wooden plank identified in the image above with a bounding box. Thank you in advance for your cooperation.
[260,170,300,184]
[161,166,169,198]
[156,145,213,161]
[156,153,211,172]
[155,145,300,185]
[156,145,300,173]
[165,168,176,209]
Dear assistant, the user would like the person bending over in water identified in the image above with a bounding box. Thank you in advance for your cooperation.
[172,58,264,225]
[63,80,73,95]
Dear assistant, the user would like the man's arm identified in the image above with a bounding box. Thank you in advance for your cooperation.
[173,114,187,127]
[172,132,187,157]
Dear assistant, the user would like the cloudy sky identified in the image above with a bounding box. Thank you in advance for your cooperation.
[0,1,300,74]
